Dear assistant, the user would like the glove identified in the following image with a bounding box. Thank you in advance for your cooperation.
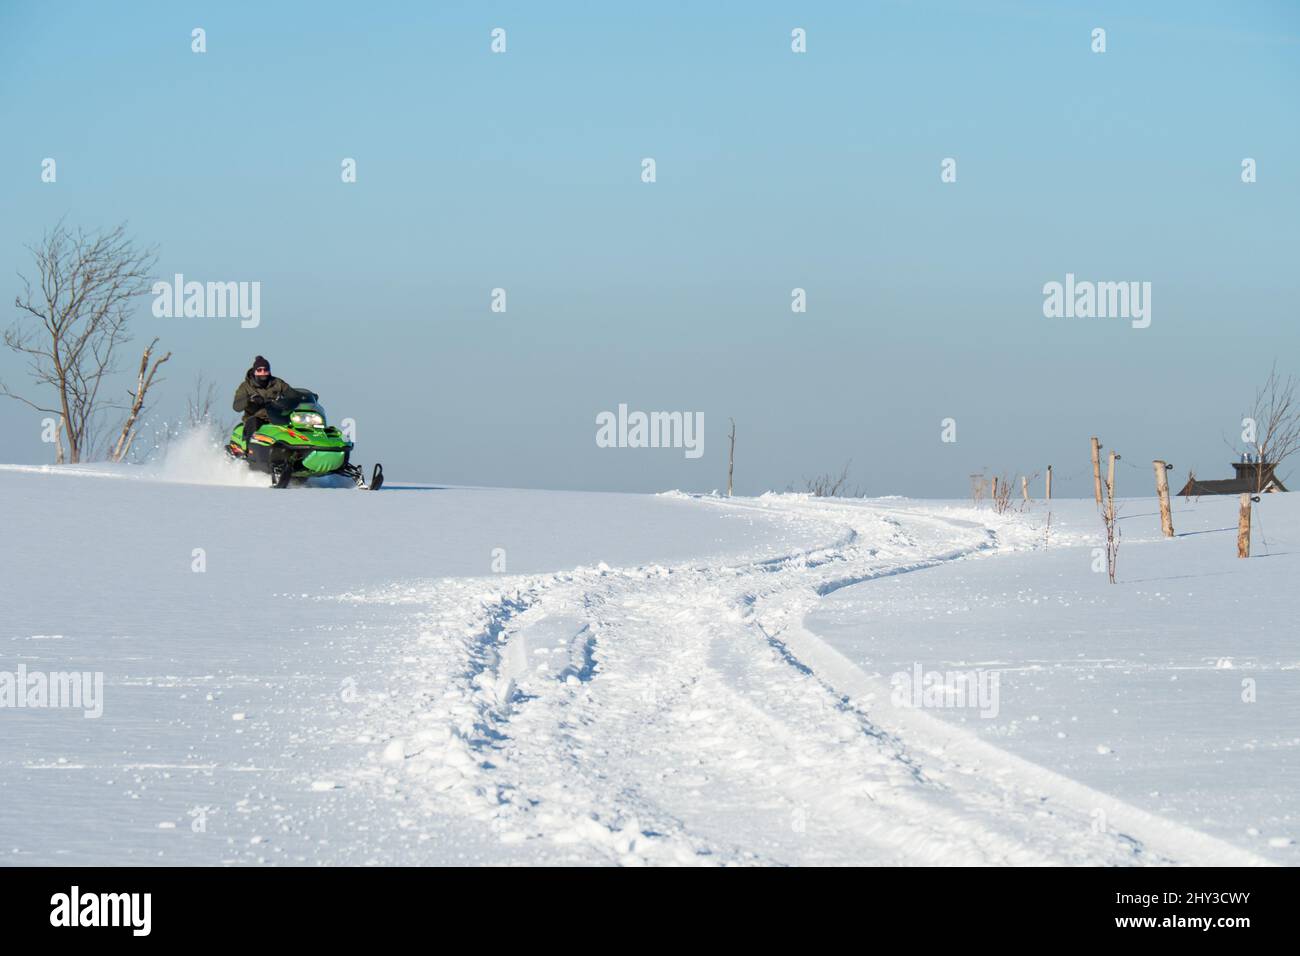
[245,394,265,409]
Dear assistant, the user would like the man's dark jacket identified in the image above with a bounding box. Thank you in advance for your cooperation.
[232,367,293,427]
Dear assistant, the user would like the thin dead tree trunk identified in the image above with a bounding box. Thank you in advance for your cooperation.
[1102,452,1121,583]
[727,418,735,497]
[1106,451,1119,523]
[111,338,171,462]
[1091,437,1103,508]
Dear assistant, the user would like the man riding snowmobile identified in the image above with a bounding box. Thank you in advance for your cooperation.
[232,355,293,444]
[227,355,383,489]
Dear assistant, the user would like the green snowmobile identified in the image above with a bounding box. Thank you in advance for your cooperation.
[226,389,383,490]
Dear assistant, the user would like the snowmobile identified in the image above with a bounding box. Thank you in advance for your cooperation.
[226,389,383,490]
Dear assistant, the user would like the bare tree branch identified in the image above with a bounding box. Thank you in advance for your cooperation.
[185,373,218,429]
[800,461,866,498]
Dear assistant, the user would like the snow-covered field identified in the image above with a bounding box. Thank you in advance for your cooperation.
[1,443,1295,866]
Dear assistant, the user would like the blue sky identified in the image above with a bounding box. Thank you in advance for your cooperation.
[1,1,1298,495]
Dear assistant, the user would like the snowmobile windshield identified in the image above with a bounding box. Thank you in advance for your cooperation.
[267,391,323,425]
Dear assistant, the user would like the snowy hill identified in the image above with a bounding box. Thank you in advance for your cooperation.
[0,443,1295,865]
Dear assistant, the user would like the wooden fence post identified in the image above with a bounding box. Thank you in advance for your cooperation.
[1238,494,1252,558]
[1021,475,1029,504]
[1046,465,1052,501]
[1153,460,1174,538]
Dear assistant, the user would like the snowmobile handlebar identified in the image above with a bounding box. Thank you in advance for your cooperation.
[270,388,317,410]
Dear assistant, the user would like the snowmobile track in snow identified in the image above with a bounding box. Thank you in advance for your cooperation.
[347,495,1271,866]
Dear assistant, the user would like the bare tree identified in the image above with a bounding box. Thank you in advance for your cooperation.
[804,461,853,497]
[1245,363,1300,490]
[185,373,218,429]
[2,222,157,462]
[991,473,1013,514]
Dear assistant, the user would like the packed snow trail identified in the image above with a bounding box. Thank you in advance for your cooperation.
[1,462,1281,865]
[345,494,1269,866]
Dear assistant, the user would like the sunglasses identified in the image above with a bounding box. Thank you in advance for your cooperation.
[254,367,269,373]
